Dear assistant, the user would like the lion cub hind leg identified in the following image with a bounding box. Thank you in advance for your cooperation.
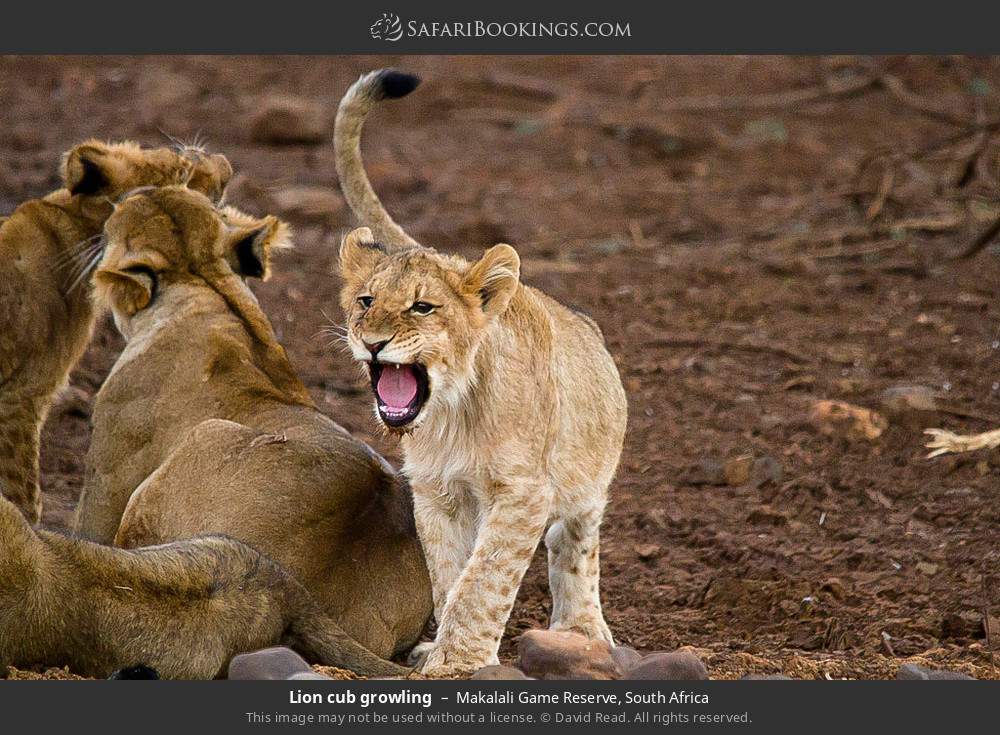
[283,608,407,678]
[420,478,551,677]
[0,393,43,524]
[545,505,613,643]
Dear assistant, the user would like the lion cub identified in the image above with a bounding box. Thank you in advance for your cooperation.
[334,70,628,676]
[0,139,231,523]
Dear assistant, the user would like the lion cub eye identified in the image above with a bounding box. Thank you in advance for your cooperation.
[409,301,436,315]
[357,295,374,309]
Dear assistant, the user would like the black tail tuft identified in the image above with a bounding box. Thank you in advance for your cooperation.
[108,664,161,680]
[374,70,421,101]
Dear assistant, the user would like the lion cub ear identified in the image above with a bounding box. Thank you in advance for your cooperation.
[461,244,521,316]
[62,141,125,197]
[338,227,387,280]
[224,215,292,281]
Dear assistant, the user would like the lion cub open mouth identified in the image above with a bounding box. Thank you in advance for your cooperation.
[368,361,429,427]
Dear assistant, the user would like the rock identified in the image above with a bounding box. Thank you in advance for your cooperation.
[288,671,333,681]
[880,385,938,430]
[471,665,531,680]
[723,454,754,486]
[808,400,887,442]
[749,455,783,489]
[915,561,939,576]
[518,629,620,680]
[271,186,344,223]
[610,646,643,672]
[740,673,792,680]
[634,543,661,561]
[250,95,328,145]
[896,663,974,681]
[622,651,708,681]
[678,457,727,486]
[228,646,313,680]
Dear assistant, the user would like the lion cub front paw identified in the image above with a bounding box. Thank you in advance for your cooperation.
[418,644,495,678]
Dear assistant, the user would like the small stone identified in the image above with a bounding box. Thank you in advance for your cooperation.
[634,543,661,561]
[470,665,530,680]
[518,629,619,680]
[610,646,643,672]
[679,457,727,486]
[623,651,708,681]
[723,454,753,486]
[749,456,783,489]
[228,647,312,680]
[740,673,792,680]
[915,561,939,576]
[880,385,938,430]
[897,663,974,681]
[250,95,328,145]
[809,400,887,442]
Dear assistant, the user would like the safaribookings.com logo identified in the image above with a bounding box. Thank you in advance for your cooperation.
[370,13,631,42]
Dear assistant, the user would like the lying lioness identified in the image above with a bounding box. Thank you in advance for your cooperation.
[0,140,231,523]
[0,494,403,679]
[72,185,432,658]
[333,71,628,676]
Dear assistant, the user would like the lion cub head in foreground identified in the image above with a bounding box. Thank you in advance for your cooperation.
[339,227,520,431]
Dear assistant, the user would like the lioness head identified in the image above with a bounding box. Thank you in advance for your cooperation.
[62,139,233,205]
[337,227,521,431]
[95,186,289,334]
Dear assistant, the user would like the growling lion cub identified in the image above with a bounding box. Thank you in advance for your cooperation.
[0,139,231,523]
[0,494,403,679]
[73,185,431,658]
[334,70,628,676]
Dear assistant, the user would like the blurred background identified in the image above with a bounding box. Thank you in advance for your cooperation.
[3,55,998,678]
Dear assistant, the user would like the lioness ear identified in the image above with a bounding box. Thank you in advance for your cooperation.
[461,244,521,316]
[93,268,155,316]
[225,215,291,281]
[62,142,122,197]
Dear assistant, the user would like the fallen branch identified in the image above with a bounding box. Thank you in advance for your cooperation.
[657,72,878,113]
[924,426,1000,458]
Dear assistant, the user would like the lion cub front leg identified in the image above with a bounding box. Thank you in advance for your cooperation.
[420,478,552,678]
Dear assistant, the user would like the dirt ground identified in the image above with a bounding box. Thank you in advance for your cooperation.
[3,55,1000,680]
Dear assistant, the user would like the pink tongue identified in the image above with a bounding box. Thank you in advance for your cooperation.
[376,365,418,408]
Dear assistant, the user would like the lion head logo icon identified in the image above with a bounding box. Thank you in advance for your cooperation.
[370,13,404,42]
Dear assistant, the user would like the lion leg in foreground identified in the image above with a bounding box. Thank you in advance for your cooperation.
[925,427,1000,457]
[0,494,403,679]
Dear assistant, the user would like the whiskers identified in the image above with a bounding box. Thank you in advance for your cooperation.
[316,323,352,352]
[55,233,107,294]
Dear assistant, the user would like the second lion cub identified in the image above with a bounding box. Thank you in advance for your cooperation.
[334,70,628,676]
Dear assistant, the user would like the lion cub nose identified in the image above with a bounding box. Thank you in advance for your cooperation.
[363,339,390,359]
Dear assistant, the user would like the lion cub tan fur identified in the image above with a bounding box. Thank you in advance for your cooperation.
[0,494,403,679]
[334,70,628,676]
[0,139,231,523]
[72,185,431,658]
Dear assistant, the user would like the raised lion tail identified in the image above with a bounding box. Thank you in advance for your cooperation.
[334,69,422,249]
